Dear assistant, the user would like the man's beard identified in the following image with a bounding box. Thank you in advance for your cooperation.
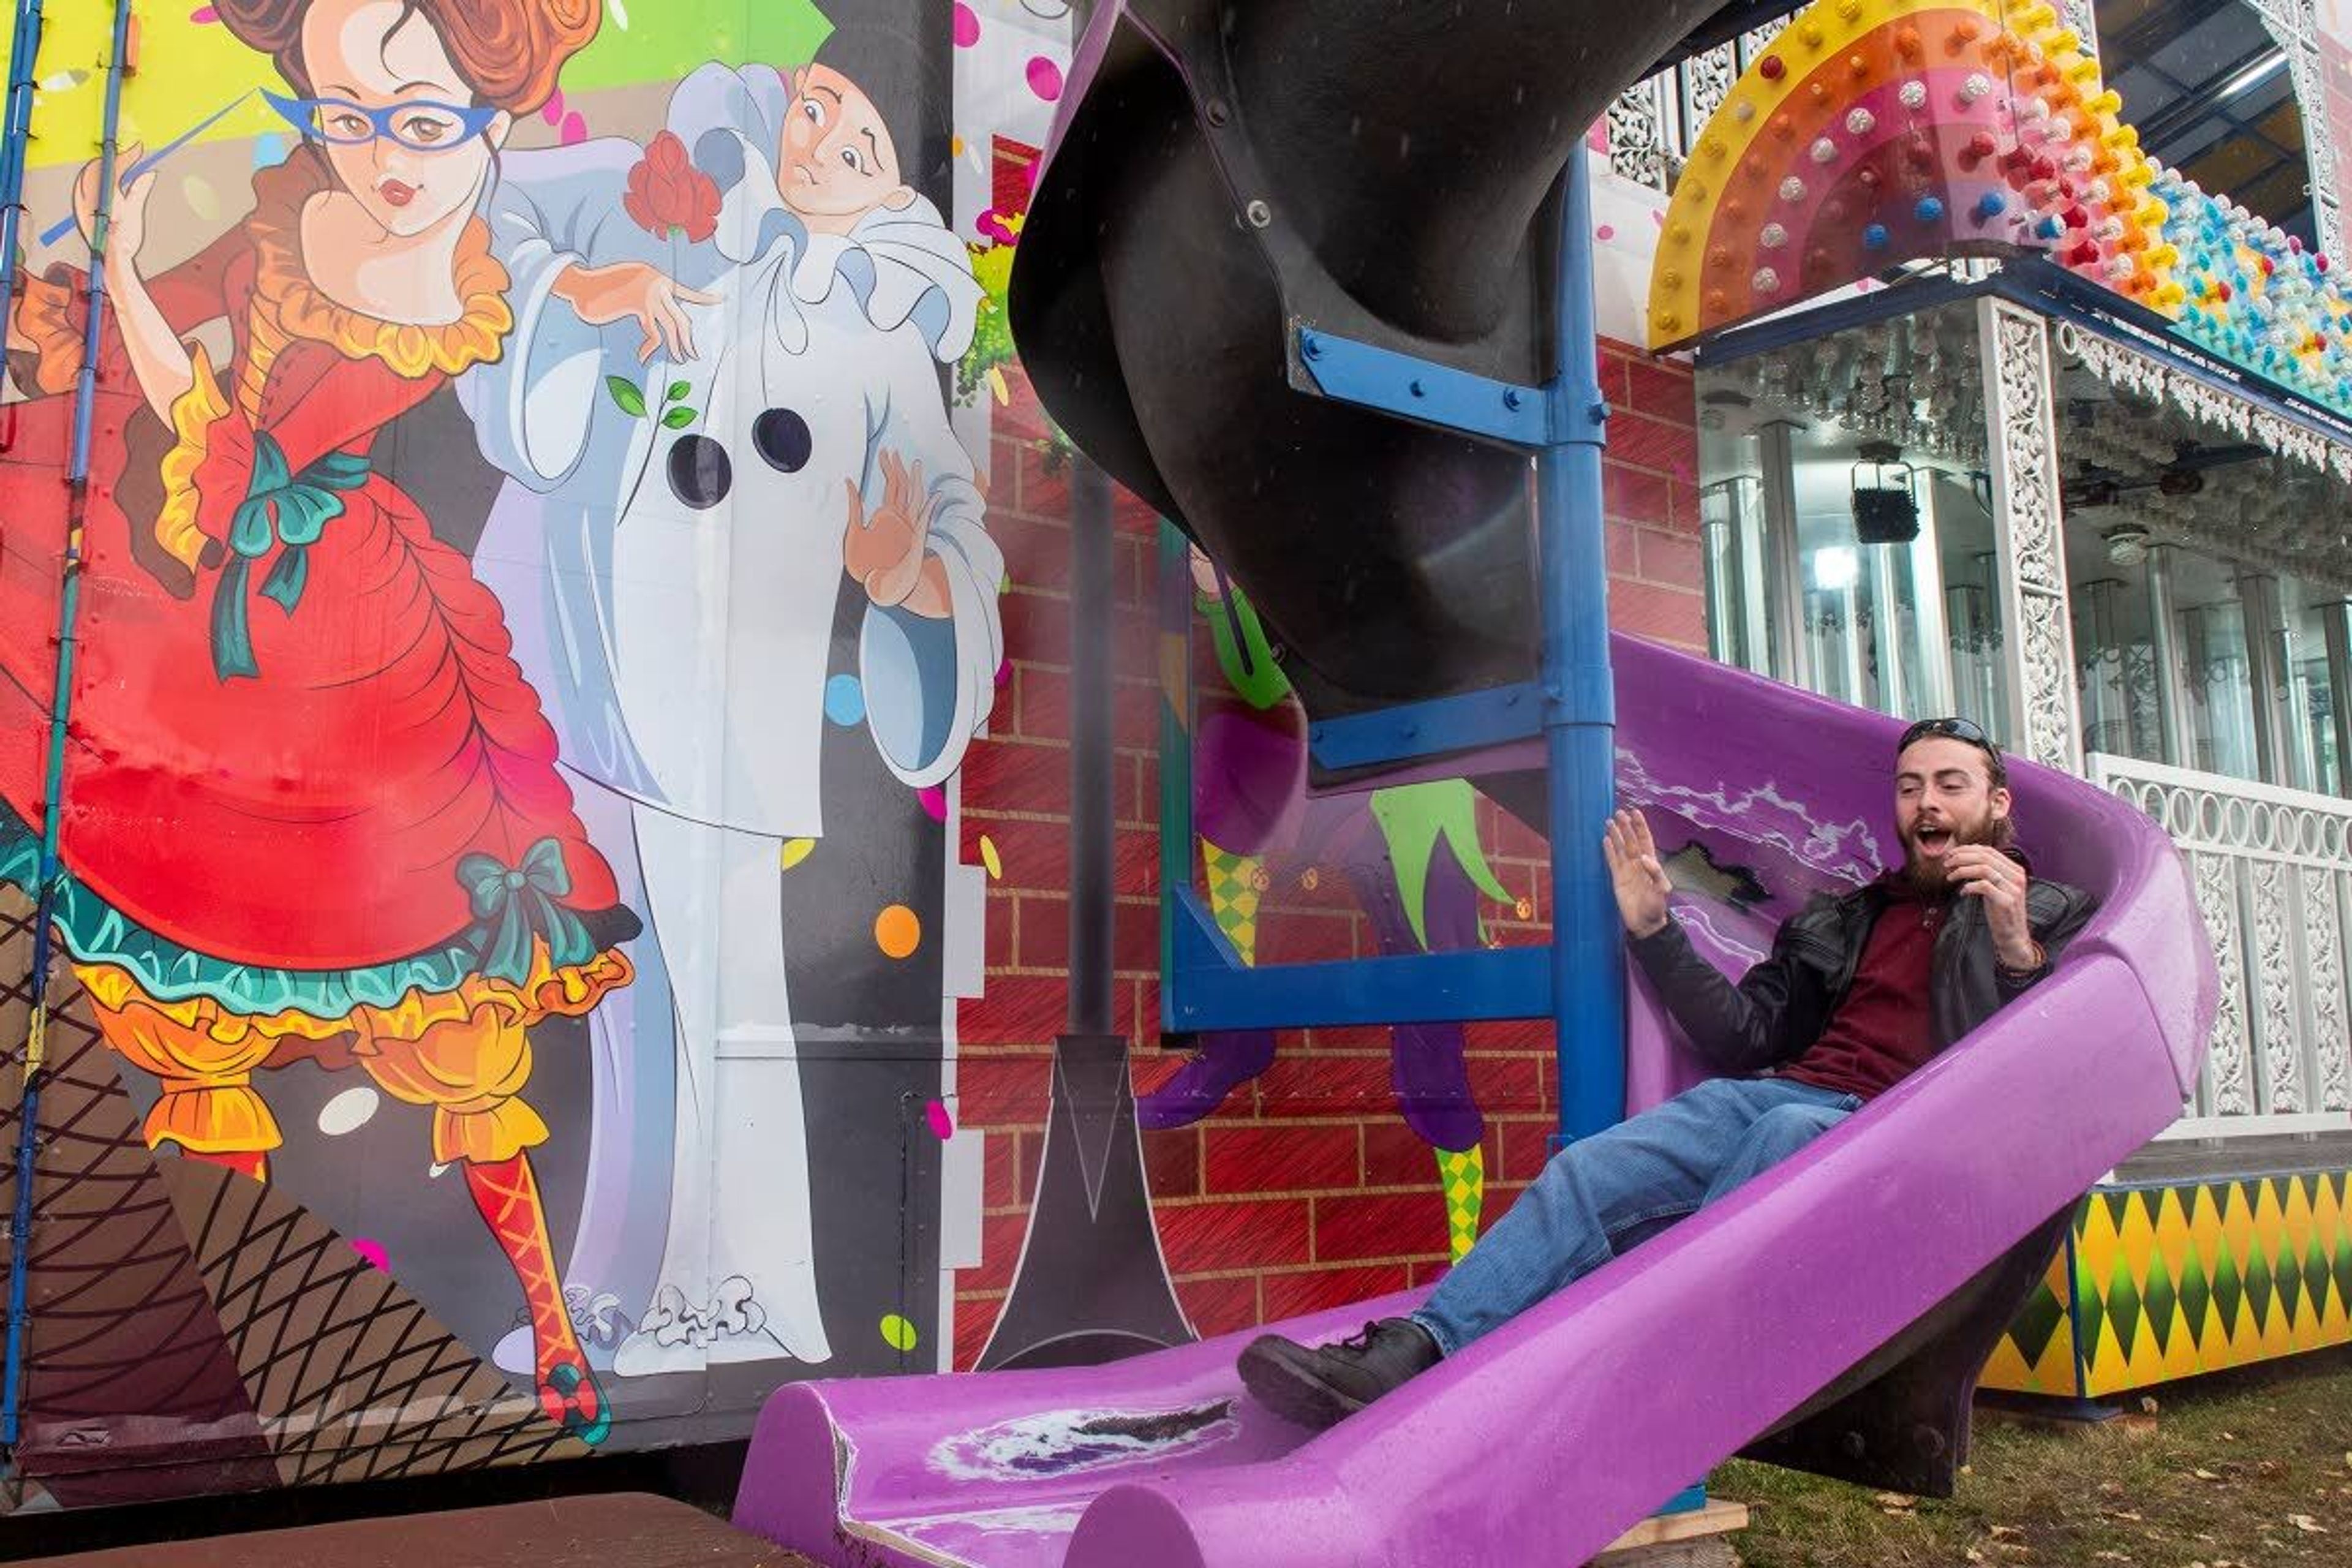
[1899,815,1999,900]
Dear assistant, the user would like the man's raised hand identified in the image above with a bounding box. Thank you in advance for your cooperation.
[1602,808,1673,940]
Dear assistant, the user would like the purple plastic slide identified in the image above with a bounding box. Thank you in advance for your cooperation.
[731,635,2215,1567]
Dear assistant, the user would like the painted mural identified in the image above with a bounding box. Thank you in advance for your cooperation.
[0,0,1028,1504]
[0,0,2152,1520]
[1157,556,1511,1261]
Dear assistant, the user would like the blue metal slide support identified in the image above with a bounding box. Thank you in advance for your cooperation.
[1538,148,1624,1146]
[1159,147,1622,1145]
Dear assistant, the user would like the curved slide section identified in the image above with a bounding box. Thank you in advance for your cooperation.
[732,637,2215,1567]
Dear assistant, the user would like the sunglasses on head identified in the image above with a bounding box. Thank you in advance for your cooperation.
[1898,716,1998,756]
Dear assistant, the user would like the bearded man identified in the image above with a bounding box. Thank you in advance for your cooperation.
[1239,717,2100,1431]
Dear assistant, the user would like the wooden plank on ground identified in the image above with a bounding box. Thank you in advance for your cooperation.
[12,1493,813,1568]
[1591,1541,1739,1568]
[1592,1498,1749,1564]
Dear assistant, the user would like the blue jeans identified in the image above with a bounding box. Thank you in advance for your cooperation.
[1411,1077,1861,1355]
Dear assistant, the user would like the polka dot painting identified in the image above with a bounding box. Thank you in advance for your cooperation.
[875,905,922,959]
[824,674,865,726]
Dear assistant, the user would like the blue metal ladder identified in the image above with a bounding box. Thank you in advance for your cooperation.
[1158,146,1626,1149]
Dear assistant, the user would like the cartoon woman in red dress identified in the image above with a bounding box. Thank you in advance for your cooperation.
[0,0,621,1441]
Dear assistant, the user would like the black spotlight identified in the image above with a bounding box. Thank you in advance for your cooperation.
[1851,442,1921,545]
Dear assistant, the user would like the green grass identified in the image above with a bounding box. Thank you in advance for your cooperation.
[1716,1349,2352,1567]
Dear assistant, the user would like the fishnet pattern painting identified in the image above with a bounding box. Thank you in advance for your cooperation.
[162,1158,587,1487]
[0,890,272,1506]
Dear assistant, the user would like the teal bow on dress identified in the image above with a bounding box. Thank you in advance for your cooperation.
[458,838,597,985]
[209,431,371,680]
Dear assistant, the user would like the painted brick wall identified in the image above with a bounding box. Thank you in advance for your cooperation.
[954,342,1702,1367]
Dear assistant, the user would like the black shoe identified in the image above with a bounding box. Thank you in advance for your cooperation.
[1238,1317,1441,1430]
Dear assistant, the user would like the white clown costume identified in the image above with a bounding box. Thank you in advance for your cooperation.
[465,64,1001,1375]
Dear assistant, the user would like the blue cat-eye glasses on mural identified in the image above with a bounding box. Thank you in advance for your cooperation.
[263,90,500,151]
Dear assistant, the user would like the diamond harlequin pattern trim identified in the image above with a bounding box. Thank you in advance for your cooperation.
[1981,1173,2352,1398]
[1438,1144,1485,1264]
[1202,840,1263,965]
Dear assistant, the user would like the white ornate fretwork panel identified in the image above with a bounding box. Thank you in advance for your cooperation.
[1976,300,2082,772]
[2094,755,2352,1128]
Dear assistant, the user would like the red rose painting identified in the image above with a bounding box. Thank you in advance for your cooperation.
[624,131,722,244]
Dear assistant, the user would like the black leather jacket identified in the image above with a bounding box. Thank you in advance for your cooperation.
[1625,858,2100,1076]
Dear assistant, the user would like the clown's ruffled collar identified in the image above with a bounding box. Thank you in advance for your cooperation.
[676,65,981,363]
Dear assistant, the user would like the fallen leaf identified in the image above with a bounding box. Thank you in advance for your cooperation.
[2139,1395,2160,1413]
[1965,1552,1985,1565]
[2093,1553,2132,1562]
[2193,1469,2224,1480]
[2221,1430,2237,1441]
[2288,1514,2329,1534]
[1989,1525,2026,1539]
[1875,1492,1917,1509]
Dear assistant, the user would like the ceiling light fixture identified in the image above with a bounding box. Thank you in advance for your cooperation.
[2218,50,2288,103]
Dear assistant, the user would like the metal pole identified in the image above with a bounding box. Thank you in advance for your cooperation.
[1971,550,2007,747]
[0,3,45,339]
[1068,456,1114,1037]
[1944,582,1981,722]
[2181,603,2214,774]
[1756,421,1807,688]
[1157,521,1195,1012]
[1736,478,1771,679]
[2146,545,2191,769]
[978,458,1192,1370]
[6,0,127,1459]
[1702,493,1739,669]
[2239,572,2291,787]
[1836,579,1864,708]
[2321,600,2352,799]
[1907,481,1952,717]
[1868,542,1907,718]
[1542,146,1623,1147]
[2074,577,2121,758]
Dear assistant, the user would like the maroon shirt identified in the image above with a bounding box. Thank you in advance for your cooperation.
[1779,886,1944,1101]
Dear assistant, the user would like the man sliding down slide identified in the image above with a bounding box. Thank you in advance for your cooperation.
[1241,718,2098,1430]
